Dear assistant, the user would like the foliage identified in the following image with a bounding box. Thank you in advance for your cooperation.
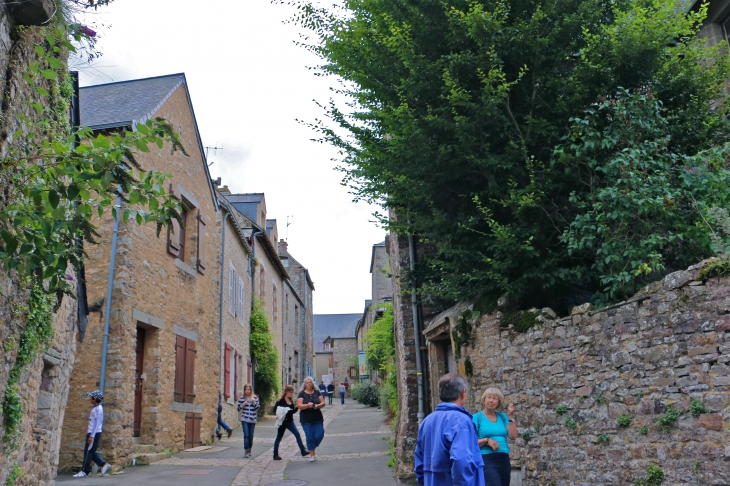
[616,414,632,428]
[500,310,539,332]
[250,300,280,408]
[520,430,532,442]
[289,0,730,312]
[363,303,398,417]
[565,417,577,432]
[639,425,648,435]
[3,284,54,444]
[689,398,707,418]
[555,404,568,416]
[351,381,380,407]
[463,355,473,377]
[596,433,610,445]
[657,405,681,433]
[594,392,608,405]
[634,464,664,486]
[5,463,22,486]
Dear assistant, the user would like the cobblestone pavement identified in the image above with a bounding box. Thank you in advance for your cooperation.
[56,402,395,486]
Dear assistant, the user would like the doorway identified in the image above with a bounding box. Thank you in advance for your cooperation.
[134,327,146,437]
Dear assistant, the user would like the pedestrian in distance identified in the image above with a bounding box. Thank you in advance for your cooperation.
[473,388,517,486]
[297,376,326,462]
[414,373,484,486]
[237,384,260,458]
[72,390,112,478]
[272,385,309,460]
[318,380,326,397]
[339,382,346,405]
[327,382,335,405]
[216,390,233,440]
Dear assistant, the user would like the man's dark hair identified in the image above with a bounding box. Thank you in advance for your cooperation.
[438,373,468,403]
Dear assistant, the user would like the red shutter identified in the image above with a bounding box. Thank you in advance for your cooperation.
[234,350,238,399]
[185,339,196,403]
[174,336,186,402]
[167,183,181,257]
[224,343,231,398]
[197,211,208,274]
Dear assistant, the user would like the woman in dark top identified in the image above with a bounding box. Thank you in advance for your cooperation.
[273,385,308,460]
[326,382,335,405]
[297,376,326,462]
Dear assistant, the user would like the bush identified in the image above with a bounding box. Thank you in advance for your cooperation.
[351,381,380,407]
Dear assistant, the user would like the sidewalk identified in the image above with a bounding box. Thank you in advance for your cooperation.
[56,401,396,486]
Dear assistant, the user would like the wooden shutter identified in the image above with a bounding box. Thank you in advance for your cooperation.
[184,339,196,403]
[184,412,195,449]
[197,212,208,274]
[237,278,244,322]
[193,413,202,447]
[224,343,231,398]
[234,350,239,399]
[167,183,181,257]
[229,265,235,315]
[174,336,186,402]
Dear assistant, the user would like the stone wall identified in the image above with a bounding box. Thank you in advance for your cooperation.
[59,85,222,470]
[0,2,80,484]
[332,337,357,387]
[431,260,730,485]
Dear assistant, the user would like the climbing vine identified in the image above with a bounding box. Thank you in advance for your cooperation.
[250,300,280,409]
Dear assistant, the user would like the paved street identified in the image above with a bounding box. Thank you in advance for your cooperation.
[56,402,397,486]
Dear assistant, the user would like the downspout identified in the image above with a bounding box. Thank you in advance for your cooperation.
[218,210,230,392]
[407,229,425,426]
[99,190,122,393]
[249,230,264,391]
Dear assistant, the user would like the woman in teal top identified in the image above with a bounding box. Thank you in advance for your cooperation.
[472,388,517,486]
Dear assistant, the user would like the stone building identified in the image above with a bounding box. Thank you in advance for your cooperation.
[59,74,222,470]
[216,193,254,429]
[279,240,316,387]
[0,2,85,484]
[313,314,360,386]
[423,260,730,485]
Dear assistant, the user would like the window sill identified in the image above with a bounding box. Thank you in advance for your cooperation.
[170,401,204,413]
[175,258,198,278]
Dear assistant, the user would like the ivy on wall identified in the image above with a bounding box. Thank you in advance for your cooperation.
[250,300,280,409]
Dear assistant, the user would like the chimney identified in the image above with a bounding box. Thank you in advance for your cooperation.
[218,185,230,195]
[279,239,288,252]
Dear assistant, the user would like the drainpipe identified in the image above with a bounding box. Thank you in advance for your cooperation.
[249,230,264,391]
[218,210,230,392]
[99,190,122,393]
[408,229,425,426]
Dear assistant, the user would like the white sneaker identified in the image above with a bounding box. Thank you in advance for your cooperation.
[308,456,316,462]
[100,464,111,476]
[72,471,87,478]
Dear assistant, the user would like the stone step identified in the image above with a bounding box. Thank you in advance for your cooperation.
[132,444,155,454]
[127,452,171,466]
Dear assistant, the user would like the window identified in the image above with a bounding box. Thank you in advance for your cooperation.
[166,183,207,275]
[259,267,266,301]
[237,277,245,323]
[273,284,278,325]
[324,341,331,350]
[174,336,196,403]
[349,367,358,378]
[285,293,289,324]
[228,263,236,316]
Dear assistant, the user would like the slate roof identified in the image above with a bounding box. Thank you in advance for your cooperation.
[227,193,265,204]
[80,74,185,129]
[313,313,360,353]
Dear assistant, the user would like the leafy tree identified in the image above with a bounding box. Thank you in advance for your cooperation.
[250,300,280,408]
[291,0,730,311]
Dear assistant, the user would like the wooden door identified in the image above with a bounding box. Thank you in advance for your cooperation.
[184,412,202,449]
[133,327,146,437]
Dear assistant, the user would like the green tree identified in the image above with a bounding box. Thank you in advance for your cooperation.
[250,300,280,408]
[292,0,730,311]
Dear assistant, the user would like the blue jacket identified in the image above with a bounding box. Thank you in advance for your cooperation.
[414,403,484,486]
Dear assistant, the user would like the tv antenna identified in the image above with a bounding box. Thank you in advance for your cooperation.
[205,144,223,166]
[286,215,293,241]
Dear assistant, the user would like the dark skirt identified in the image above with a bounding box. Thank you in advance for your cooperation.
[482,452,510,486]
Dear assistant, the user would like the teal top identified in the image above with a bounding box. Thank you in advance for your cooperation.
[472,411,510,455]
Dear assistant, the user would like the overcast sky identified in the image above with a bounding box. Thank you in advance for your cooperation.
[74,0,386,315]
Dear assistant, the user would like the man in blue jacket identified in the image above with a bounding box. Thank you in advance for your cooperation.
[415,373,484,486]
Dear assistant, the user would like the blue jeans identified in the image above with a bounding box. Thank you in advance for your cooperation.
[273,420,307,456]
[340,392,345,404]
[216,418,231,435]
[301,421,324,451]
[482,453,510,486]
[82,433,106,474]
[242,421,256,450]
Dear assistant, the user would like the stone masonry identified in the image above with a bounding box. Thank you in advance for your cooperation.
[428,259,730,485]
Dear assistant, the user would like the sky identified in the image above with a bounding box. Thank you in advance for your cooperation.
[73,0,386,315]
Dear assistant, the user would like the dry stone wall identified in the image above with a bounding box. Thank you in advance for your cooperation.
[452,260,730,486]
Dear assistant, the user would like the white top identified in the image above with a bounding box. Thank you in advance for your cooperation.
[87,404,103,434]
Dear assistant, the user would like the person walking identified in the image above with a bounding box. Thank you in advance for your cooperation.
[272,385,309,460]
[72,390,111,478]
[339,382,346,405]
[297,376,326,462]
[237,384,260,458]
[414,373,484,486]
[327,382,334,405]
[473,388,517,486]
[318,380,326,397]
[216,390,233,440]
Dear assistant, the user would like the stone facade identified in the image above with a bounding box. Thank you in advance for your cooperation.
[331,336,357,388]
[424,260,730,485]
[60,80,222,470]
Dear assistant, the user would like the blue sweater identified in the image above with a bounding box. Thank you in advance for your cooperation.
[414,403,485,486]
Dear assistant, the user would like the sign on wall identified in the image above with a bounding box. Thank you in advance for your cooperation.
[358,350,369,379]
